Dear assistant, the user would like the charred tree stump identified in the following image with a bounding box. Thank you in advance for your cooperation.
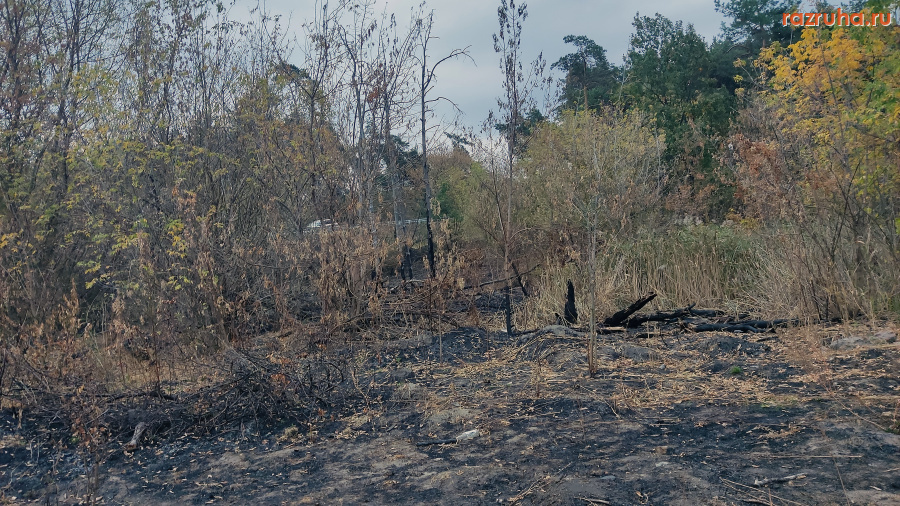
[564,280,578,325]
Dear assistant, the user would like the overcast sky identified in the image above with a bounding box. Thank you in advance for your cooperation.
[233,0,729,131]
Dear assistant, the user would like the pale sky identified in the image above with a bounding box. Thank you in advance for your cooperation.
[232,0,729,131]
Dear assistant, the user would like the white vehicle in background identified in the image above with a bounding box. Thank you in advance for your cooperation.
[304,219,339,233]
[303,217,434,235]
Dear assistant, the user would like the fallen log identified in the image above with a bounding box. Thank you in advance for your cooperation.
[688,308,752,319]
[692,323,771,333]
[604,293,657,327]
[625,304,696,327]
[577,294,798,335]
[692,319,798,333]
[736,319,798,329]
[686,308,731,318]
[518,325,627,340]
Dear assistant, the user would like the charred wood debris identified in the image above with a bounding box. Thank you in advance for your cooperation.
[550,280,797,338]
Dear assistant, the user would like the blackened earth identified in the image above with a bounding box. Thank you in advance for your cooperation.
[3,324,899,505]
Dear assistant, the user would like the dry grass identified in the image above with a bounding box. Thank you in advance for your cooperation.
[515,222,899,335]
[516,228,758,332]
[777,322,900,431]
[391,321,897,435]
[2,215,898,504]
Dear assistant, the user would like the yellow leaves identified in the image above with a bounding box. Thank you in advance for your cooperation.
[165,219,185,237]
[110,233,133,255]
[755,20,900,241]
[165,219,187,259]
[765,27,869,129]
[165,275,191,291]
[83,260,101,276]
[0,231,18,250]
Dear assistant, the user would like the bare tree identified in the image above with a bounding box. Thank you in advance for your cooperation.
[336,0,379,236]
[298,1,345,224]
[371,10,418,279]
[0,0,52,218]
[414,7,470,278]
[492,0,543,335]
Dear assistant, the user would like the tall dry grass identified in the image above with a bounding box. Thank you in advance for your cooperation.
[515,222,899,329]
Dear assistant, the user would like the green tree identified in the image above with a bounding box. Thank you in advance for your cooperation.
[493,106,545,153]
[625,13,736,218]
[551,35,619,112]
[715,0,799,54]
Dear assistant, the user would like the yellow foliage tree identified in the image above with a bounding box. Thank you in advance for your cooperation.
[733,19,900,317]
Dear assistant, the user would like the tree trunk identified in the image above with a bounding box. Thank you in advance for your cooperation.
[421,43,436,278]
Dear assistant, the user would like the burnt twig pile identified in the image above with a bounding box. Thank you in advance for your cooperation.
[559,292,799,335]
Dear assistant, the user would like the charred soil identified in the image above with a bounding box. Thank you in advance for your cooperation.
[3,323,900,505]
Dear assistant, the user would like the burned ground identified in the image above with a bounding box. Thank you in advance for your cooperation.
[2,322,899,505]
